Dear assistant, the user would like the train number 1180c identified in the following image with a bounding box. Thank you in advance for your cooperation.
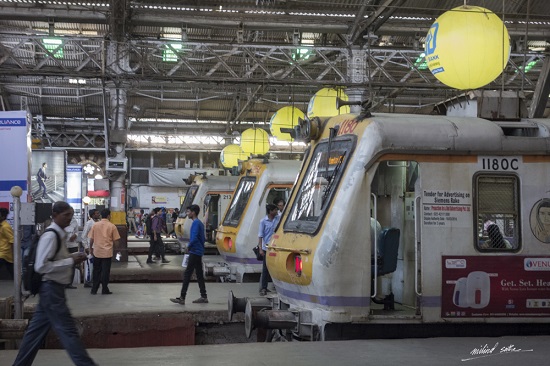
[480,157,519,171]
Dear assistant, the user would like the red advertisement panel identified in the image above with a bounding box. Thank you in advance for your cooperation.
[442,256,550,318]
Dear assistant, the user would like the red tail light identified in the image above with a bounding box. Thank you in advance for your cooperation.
[295,255,302,276]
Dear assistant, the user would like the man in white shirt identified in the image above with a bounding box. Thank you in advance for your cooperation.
[80,209,99,288]
[12,201,96,366]
[64,216,80,289]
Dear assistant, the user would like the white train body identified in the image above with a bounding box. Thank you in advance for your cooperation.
[175,175,238,251]
[234,113,550,340]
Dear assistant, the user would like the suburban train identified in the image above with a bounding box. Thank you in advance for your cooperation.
[229,105,550,340]
[171,174,238,254]
[215,158,301,282]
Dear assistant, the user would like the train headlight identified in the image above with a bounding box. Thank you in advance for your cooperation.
[299,117,321,142]
[223,237,233,251]
[294,255,302,277]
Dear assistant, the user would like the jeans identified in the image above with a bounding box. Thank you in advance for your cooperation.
[179,253,207,299]
[12,281,96,366]
[260,253,272,290]
[91,256,112,293]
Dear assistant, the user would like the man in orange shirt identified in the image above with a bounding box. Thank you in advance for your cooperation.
[88,209,120,295]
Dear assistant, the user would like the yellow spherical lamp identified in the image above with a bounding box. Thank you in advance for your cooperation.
[307,88,350,118]
[425,6,510,90]
[269,106,305,142]
[240,128,270,155]
[220,144,249,168]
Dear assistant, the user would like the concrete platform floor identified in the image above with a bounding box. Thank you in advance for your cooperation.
[0,280,262,319]
[1,336,549,366]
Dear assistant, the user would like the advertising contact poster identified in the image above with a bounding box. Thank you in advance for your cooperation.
[442,256,550,317]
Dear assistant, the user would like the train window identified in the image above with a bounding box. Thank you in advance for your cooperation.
[179,185,199,218]
[284,137,355,235]
[222,177,256,227]
[475,174,520,251]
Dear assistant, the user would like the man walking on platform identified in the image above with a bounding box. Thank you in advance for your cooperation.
[12,201,96,366]
[88,209,120,295]
[170,204,208,305]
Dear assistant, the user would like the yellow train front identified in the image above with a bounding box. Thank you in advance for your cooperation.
[216,158,300,282]
[229,109,550,341]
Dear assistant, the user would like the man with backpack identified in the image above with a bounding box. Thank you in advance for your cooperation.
[13,201,95,366]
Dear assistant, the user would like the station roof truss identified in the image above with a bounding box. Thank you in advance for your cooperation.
[0,0,548,150]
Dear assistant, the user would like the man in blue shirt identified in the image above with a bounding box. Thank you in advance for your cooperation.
[258,203,280,296]
[170,204,208,305]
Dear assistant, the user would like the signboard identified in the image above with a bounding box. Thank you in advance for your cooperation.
[0,111,30,220]
[66,164,82,224]
[31,150,66,202]
[442,256,550,317]
[423,190,471,227]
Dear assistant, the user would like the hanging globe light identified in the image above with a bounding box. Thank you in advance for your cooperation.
[307,88,350,119]
[269,106,305,142]
[425,6,510,90]
[220,144,249,168]
[240,128,270,155]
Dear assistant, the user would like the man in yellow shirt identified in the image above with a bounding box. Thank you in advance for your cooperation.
[0,207,14,279]
[88,209,120,295]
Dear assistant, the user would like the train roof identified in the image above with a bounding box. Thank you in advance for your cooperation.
[193,175,239,191]
[341,113,550,155]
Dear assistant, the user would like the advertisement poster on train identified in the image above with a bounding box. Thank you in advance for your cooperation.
[422,190,471,227]
[441,256,550,318]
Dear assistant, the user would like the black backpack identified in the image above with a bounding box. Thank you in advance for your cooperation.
[22,228,61,296]
[145,214,153,235]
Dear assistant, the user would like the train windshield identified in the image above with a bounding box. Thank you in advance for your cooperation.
[222,177,256,227]
[179,185,199,218]
[284,137,355,234]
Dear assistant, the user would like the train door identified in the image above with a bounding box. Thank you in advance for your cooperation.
[203,192,234,244]
[369,159,420,318]
[203,194,219,243]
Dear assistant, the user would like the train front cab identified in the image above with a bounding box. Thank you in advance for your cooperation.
[259,115,550,341]
[216,159,299,282]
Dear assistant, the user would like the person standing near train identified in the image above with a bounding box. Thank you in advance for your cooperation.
[258,203,280,296]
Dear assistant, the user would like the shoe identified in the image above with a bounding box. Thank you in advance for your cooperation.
[155,256,161,260]
[266,288,272,293]
[192,297,208,304]
[170,297,185,305]
[102,291,113,295]
[259,289,267,296]
[66,285,77,289]
[84,283,92,288]
[161,259,170,264]
[90,291,97,295]
[146,259,154,264]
